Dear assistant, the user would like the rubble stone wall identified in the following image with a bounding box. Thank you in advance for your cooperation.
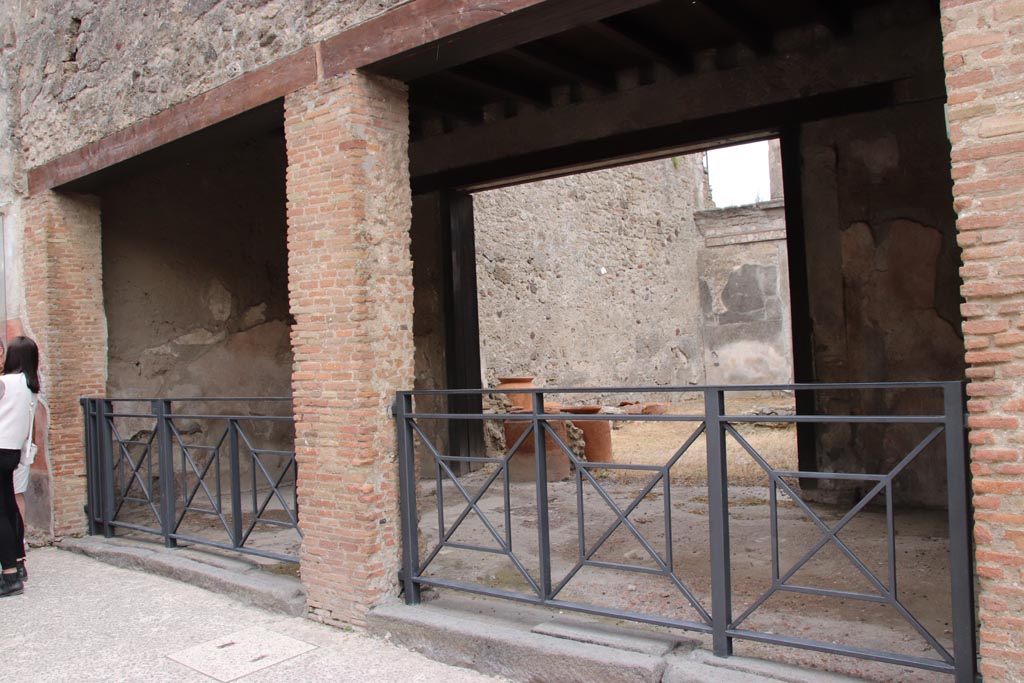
[474,157,793,397]
[6,0,401,168]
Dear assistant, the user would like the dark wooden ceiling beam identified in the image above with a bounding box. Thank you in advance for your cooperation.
[585,20,677,74]
[695,0,773,54]
[600,15,694,74]
[408,19,946,187]
[409,91,485,127]
[506,43,617,93]
[362,0,661,81]
[446,64,553,109]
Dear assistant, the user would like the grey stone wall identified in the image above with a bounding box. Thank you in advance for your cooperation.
[475,158,709,392]
[696,201,792,386]
[474,156,794,395]
[5,0,401,168]
[101,133,291,402]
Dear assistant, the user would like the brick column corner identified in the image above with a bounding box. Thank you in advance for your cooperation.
[22,190,107,536]
[284,70,414,627]
[941,1,1024,681]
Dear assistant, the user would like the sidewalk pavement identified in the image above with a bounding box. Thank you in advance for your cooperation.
[0,547,511,683]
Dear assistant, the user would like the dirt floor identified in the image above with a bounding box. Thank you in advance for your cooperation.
[413,397,958,683]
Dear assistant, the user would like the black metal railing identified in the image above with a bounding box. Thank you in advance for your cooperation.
[394,382,976,683]
[82,397,301,563]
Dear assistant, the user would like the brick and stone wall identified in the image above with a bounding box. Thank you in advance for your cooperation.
[941,1,1024,680]
[22,192,106,535]
[284,70,413,626]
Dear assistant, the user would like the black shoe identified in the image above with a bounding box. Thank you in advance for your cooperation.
[16,560,26,581]
[0,573,23,597]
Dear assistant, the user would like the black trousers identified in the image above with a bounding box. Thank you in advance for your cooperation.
[0,448,22,570]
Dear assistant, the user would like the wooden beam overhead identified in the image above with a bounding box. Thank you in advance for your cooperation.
[445,64,552,109]
[506,43,617,93]
[599,15,694,74]
[409,90,485,127]
[27,47,316,195]
[29,0,656,194]
[408,19,946,189]
[696,0,773,55]
[360,0,661,81]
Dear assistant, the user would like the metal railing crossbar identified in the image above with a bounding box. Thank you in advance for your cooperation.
[173,422,233,540]
[82,397,300,564]
[411,420,542,596]
[558,424,707,598]
[544,423,711,622]
[393,382,975,682]
[110,421,161,524]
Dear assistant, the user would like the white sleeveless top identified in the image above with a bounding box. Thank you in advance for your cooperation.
[0,373,38,450]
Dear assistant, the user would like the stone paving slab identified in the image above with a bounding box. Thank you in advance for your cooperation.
[0,547,509,683]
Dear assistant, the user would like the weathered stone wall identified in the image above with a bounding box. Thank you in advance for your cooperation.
[475,158,708,391]
[101,133,292,404]
[6,0,401,168]
[696,201,792,386]
[474,156,793,395]
[800,101,965,507]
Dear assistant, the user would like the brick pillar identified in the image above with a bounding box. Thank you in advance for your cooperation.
[942,2,1024,681]
[22,191,106,535]
[284,71,413,626]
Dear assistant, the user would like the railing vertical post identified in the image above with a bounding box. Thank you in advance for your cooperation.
[81,398,98,535]
[228,418,243,548]
[153,399,177,548]
[396,393,422,604]
[943,382,976,683]
[99,399,116,538]
[705,387,733,657]
[533,390,552,599]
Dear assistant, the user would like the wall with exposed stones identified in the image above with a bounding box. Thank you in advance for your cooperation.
[6,0,401,169]
[473,156,794,397]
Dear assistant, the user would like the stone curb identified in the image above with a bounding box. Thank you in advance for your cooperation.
[367,596,876,683]
[57,535,307,616]
[368,599,668,683]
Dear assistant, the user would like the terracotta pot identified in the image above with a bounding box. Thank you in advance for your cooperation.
[572,418,613,463]
[502,410,571,482]
[642,403,670,415]
[496,376,537,411]
[563,405,601,415]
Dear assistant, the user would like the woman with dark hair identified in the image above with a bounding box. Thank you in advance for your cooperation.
[0,336,40,597]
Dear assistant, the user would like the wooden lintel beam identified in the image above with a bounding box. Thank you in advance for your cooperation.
[408,19,947,191]
[27,47,316,195]
[446,65,552,109]
[409,91,485,127]
[29,0,657,194]
[361,0,661,81]
[696,0,773,55]
[506,43,617,93]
